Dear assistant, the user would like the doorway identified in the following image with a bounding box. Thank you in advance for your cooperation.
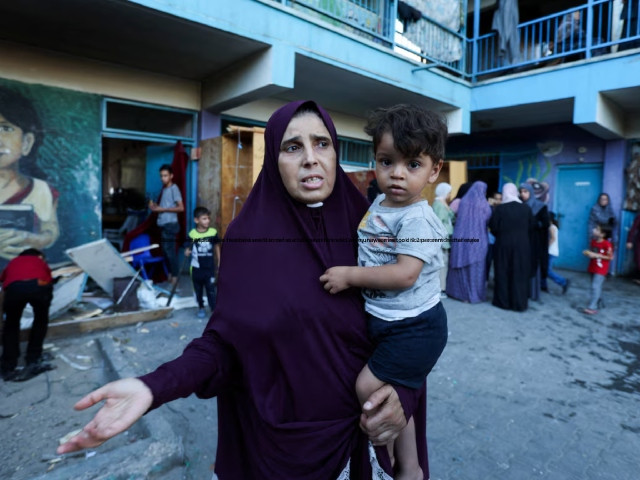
[101,139,179,251]
[554,163,603,271]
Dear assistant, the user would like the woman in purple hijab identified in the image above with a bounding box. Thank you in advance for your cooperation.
[446,181,492,303]
[58,101,429,479]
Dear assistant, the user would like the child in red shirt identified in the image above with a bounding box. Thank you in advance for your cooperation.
[582,223,614,314]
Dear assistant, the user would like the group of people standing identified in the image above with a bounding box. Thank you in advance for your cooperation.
[432,181,621,314]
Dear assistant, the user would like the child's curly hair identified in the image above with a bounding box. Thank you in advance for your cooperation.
[364,104,448,161]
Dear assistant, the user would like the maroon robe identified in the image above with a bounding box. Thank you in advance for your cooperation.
[140,101,429,479]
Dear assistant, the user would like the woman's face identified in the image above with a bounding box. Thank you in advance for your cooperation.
[519,188,530,202]
[0,114,35,169]
[278,112,336,204]
[598,194,609,207]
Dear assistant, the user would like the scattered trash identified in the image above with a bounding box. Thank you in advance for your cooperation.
[170,322,179,328]
[179,335,187,340]
[166,296,198,310]
[137,282,164,309]
[58,353,91,371]
[85,451,97,459]
[59,428,82,445]
[124,346,137,353]
[139,328,150,334]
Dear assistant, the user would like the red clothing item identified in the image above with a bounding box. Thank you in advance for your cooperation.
[0,256,52,289]
[587,239,613,275]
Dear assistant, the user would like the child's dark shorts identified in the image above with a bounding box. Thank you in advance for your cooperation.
[367,301,448,390]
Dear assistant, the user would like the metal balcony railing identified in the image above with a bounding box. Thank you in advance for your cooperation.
[274,0,640,82]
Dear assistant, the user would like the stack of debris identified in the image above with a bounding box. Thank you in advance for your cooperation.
[8,239,200,340]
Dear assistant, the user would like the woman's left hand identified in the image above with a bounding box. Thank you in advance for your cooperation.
[359,384,406,445]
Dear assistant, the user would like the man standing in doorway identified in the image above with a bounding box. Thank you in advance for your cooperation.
[149,164,184,287]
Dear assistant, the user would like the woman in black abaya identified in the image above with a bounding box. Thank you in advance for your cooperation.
[489,183,533,311]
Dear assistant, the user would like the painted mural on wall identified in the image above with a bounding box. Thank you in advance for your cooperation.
[501,152,552,204]
[625,143,640,212]
[0,79,101,269]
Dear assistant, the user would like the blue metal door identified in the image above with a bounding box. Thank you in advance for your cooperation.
[554,164,603,271]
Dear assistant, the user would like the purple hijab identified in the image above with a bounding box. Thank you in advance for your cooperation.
[140,101,427,479]
[449,181,492,268]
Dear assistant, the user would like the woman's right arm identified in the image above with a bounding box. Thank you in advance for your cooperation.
[57,328,236,454]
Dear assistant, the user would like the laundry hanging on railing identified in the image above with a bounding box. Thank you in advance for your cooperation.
[491,0,520,65]
[401,0,463,63]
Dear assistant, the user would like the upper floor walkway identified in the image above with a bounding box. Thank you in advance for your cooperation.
[1,0,639,138]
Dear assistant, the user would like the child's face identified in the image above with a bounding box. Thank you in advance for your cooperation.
[0,114,35,169]
[160,170,173,186]
[374,131,442,207]
[195,214,210,229]
[592,226,604,240]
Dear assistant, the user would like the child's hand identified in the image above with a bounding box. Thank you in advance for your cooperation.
[582,249,595,258]
[185,249,191,257]
[319,266,352,294]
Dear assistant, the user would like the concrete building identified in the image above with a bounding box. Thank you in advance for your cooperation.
[0,0,638,273]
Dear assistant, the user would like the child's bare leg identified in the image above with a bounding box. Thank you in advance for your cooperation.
[356,365,394,464]
[356,366,422,478]
[394,416,423,480]
[356,364,386,405]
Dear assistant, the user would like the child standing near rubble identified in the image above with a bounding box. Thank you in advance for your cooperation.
[185,206,220,318]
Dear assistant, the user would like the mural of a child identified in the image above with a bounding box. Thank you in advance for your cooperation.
[0,87,59,260]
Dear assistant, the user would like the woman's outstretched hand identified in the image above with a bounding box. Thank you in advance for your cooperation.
[57,378,153,454]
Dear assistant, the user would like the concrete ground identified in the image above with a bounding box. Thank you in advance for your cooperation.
[0,269,638,479]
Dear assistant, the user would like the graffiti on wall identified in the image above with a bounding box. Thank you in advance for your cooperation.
[625,143,640,212]
[502,153,552,204]
[0,79,101,268]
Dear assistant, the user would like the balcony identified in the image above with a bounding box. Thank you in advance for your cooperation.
[275,0,640,82]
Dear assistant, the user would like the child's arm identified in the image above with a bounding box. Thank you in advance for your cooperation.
[583,247,614,260]
[215,243,221,270]
[320,254,424,294]
[549,225,556,247]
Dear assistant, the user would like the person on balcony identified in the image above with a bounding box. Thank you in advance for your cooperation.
[554,11,585,57]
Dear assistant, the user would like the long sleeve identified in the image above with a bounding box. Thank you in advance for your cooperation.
[139,327,238,410]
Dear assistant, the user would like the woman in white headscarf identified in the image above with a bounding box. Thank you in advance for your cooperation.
[432,182,454,297]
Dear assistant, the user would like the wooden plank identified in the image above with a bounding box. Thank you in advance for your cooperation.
[120,243,160,258]
[252,130,265,185]
[18,307,174,340]
[198,137,222,231]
